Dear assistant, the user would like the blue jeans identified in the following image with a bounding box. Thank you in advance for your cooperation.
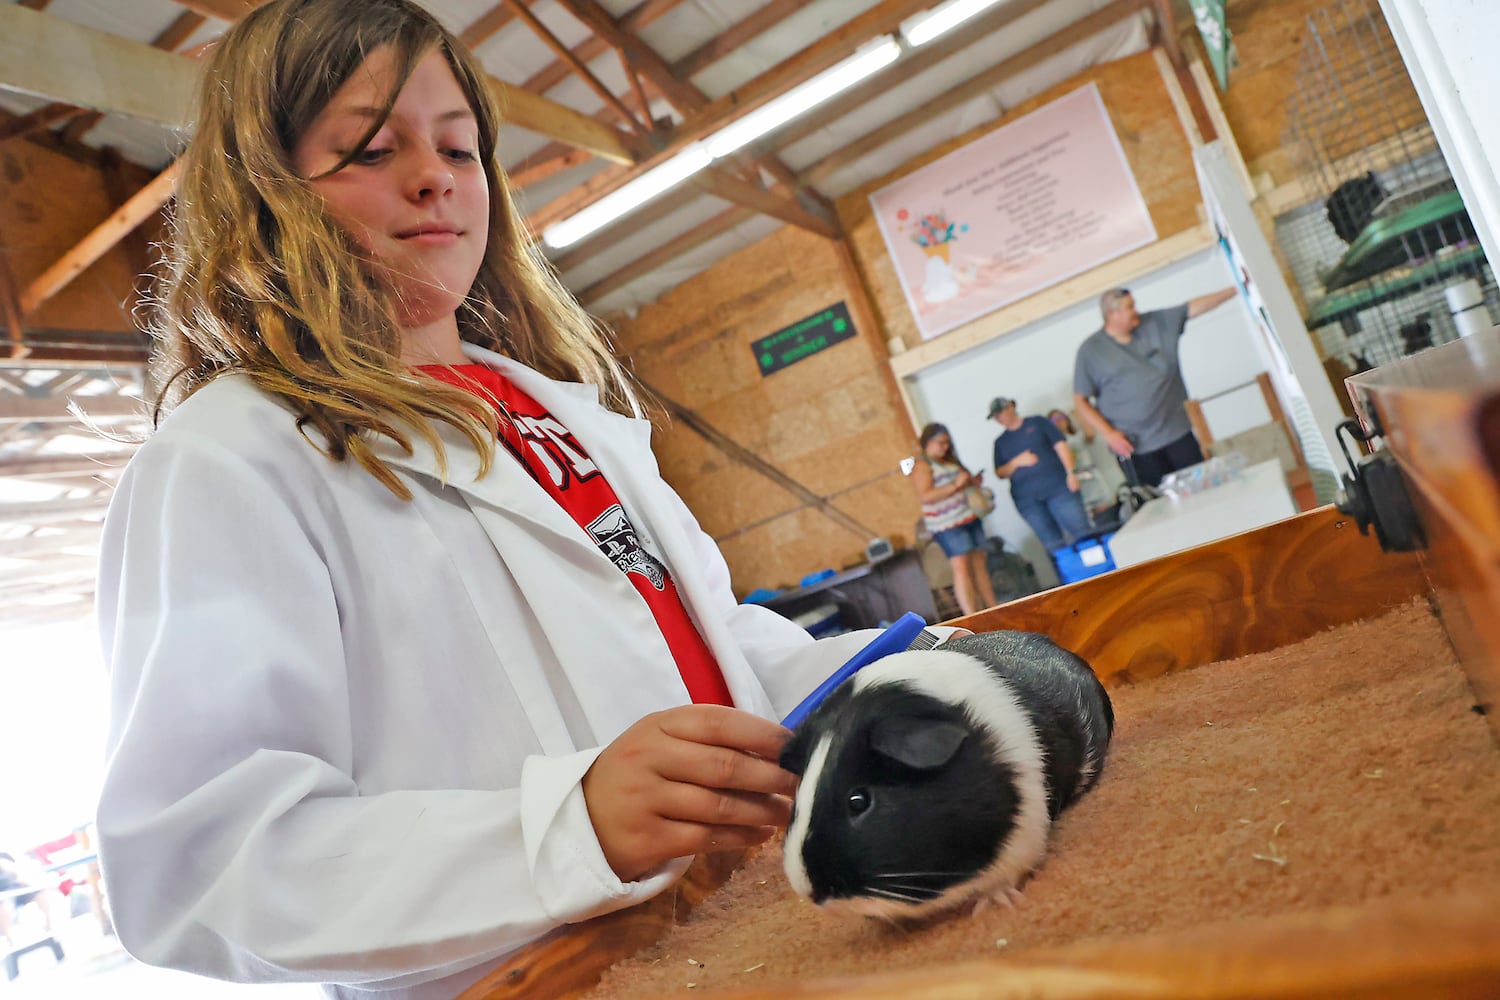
[932,519,986,557]
[1014,489,1091,551]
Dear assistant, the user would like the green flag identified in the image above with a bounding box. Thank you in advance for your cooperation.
[1188,0,1237,90]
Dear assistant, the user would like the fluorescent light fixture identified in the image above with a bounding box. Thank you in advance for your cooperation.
[541,37,904,249]
[705,38,903,159]
[901,0,1007,47]
[542,144,713,250]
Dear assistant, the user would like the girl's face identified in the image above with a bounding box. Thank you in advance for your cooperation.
[293,47,489,341]
[924,433,951,460]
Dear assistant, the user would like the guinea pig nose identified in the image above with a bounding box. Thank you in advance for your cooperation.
[847,788,871,816]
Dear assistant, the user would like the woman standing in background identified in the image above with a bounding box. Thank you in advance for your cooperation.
[910,423,997,615]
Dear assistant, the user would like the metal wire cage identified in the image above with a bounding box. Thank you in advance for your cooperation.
[1277,0,1495,371]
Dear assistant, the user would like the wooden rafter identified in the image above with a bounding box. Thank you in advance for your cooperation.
[0,4,196,130]
[516,0,687,98]
[552,0,704,114]
[460,0,522,49]
[1151,0,1217,142]
[504,0,648,133]
[546,0,835,235]
[550,185,701,273]
[0,105,85,144]
[689,171,838,238]
[574,0,1155,305]
[761,0,1052,155]
[99,147,157,286]
[0,227,28,360]
[507,146,594,188]
[165,0,260,18]
[60,10,208,145]
[535,0,937,227]
[1,1,641,164]
[526,163,635,234]
[620,51,653,122]
[579,205,753,305]
[670,0,811,80]
[799,0,1152,185]
[20,160,183,316]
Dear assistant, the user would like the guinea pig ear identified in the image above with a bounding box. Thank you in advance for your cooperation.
[869,715,969,770]
[779,727,814,776]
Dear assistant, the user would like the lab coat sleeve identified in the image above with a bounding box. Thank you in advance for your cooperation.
[94,432,678,989]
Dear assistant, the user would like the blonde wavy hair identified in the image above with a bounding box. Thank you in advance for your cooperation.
[151,0,641,497]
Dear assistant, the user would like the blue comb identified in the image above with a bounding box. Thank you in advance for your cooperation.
[781,611,941,729]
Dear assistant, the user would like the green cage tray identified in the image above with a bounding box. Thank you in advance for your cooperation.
[1306,244,1489,329]
[1318,189,1475,292]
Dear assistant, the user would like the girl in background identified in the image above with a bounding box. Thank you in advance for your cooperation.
[93,2,915,996]
[910,423,997,615]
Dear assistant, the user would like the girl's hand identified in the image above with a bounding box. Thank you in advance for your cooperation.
[582,705,797,882]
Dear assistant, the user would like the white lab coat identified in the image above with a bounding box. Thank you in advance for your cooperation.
[95,344,883,999]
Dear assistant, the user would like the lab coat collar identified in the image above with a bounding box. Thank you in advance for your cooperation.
[368,345,775,719]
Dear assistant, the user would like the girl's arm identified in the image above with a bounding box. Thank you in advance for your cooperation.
[95,434,678,991]
[909,458,969,504]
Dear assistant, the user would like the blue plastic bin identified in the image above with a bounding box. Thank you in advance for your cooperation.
[1051,531,1117,585]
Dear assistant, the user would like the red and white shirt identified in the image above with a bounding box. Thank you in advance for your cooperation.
[418,363,733,707]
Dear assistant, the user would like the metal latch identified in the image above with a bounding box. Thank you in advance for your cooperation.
[1333,418,1425,552]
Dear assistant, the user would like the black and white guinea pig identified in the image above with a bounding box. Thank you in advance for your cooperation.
[779,630,1113,920]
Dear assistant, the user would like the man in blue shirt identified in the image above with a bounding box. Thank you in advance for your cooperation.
[989,397,1090,552]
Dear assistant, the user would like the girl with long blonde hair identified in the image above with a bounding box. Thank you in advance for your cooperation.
[95,2,913,996]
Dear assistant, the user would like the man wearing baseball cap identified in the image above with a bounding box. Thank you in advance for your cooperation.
[989,397,1090,553]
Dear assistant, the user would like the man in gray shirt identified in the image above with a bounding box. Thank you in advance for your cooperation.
[1073,286,1237,486]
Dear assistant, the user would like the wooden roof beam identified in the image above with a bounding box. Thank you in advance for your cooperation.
[580,205,754,306]
[549,185,701,273]
[516,0,688,98]
[0,2,639,163]
[757,0,1051,156]
[508,144,595,188]
[670,0,812,80]
[1150,0,1216,141]
[19,161,183,317]
[61,10,208,145]
[535,0,938,227]
[0,105,86,144]
[0,4,197,129]
[553,0,705,115]
[799,0,1152,185]
[0,221,28,360]
[504,0,649,134]
[460,1,520,49]
[550,0,834,225]
[690,169,839,238]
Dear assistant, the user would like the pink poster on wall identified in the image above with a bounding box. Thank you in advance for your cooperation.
[870,83,1157,340]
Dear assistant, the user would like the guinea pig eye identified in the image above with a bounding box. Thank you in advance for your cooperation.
[847,788,872,816]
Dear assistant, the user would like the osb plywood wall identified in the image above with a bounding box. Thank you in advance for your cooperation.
[608,227,922,595]
[1,137,160,333]
[1202,0,1425,189]
[1208,0,1329,185]
[838,48,1200,353]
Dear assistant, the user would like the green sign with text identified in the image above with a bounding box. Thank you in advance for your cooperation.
[1188,0,1237,90]
[751,302,856,377]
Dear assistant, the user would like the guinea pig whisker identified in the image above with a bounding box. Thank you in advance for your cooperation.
[870,871,971,880]
[860,886,930,905]
[872,882,945,900]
